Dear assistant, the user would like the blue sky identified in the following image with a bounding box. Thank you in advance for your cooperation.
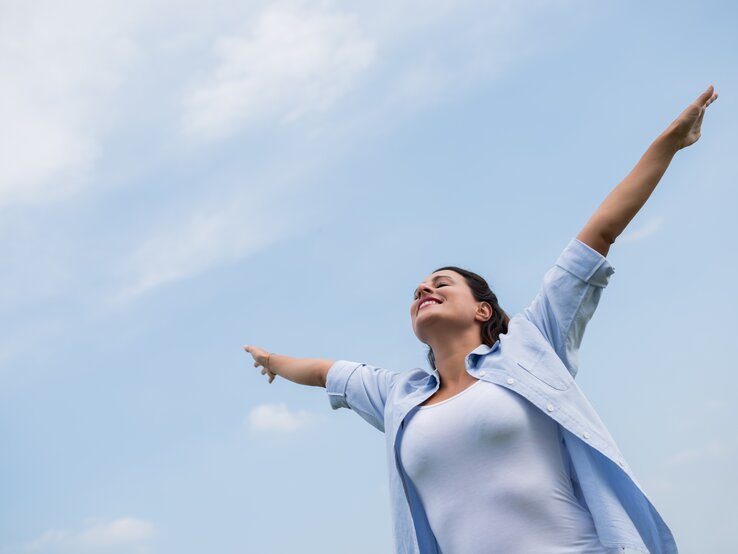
[1,1,736,552]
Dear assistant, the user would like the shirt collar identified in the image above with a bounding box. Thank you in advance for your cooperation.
[469,342,495,356]
[424,341,498,380]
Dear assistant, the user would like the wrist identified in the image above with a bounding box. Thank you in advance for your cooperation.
[267,352,279,374]
[653,129,682,156]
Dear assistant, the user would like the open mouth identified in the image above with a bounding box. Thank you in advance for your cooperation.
[418,298,442,313]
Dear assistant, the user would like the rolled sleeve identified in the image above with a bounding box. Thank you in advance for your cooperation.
[326,360,362,410]
[326,360,398,433]
[556,238,614,287]
[522,238,615,377]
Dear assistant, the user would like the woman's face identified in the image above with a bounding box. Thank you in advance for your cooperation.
[410,270,487,343]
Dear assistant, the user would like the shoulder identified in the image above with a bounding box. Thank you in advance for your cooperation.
[500,313,555,357]
[505,312,546,337]
[390,367,436,396]
[392,366,433,386]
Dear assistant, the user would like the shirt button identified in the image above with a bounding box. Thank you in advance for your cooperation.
[478,370,486,377]
[506,378,515,385]
[583,432,591,440]
[546,404,554,412]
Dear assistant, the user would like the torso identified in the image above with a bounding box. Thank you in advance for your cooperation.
[401,378,613,554]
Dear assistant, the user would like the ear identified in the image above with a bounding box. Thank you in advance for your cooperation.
[475,302,493,323]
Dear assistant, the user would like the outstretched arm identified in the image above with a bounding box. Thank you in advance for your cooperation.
[577,85,719,257]
[244,345,334,387]
[244,345,399,432]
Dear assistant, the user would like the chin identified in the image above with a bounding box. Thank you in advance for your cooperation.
[412,323,437,344]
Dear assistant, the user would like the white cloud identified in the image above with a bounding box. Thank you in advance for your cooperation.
[182,2,376,140]
[178,0,559,143]
[76,517,154,549]
[0,0,584,312]
[0,0,142,208]
[21,517,154,553]
[111,0,560,301]
[247,402,314,432]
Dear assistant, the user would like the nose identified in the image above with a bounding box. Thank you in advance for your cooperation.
[415,282,434,301]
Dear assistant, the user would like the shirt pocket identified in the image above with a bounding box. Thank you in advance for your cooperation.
[516,349,571,391]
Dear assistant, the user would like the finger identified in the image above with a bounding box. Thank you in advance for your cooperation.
[696,85,715,106]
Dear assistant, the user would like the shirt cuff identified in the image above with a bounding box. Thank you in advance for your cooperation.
[556,238,615,287]
[325,360,363,410]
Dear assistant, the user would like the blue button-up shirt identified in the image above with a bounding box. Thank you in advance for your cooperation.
[326,238,677,554]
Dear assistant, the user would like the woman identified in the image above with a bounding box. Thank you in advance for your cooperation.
[244,85,718,554]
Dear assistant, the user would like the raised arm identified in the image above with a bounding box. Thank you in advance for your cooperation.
[577,85,719,257]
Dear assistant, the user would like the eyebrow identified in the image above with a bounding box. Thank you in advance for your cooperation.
[414,275,454,297]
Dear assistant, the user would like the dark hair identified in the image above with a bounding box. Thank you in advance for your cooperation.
[426,266,510,371]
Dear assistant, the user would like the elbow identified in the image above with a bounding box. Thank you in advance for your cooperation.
[576,227,615,257]
[317,363,332,388]
[600,230,617,247]
[593,232,614,257]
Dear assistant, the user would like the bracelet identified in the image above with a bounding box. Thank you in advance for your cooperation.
[266,352,271,371]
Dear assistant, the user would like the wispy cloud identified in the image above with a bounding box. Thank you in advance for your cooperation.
[182,3,376,140]
[247,402,314,432]
[118,0,559,299]
[0,1,141,208]
[2,0,582,311]
[20,517,154,553]
[666,439,733,468]
[107,172,319,305]
[618,215,664,243]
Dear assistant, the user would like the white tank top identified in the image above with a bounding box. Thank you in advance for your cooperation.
[399,379,620,554]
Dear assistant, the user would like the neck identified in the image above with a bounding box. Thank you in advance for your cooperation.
[427,329,483,388]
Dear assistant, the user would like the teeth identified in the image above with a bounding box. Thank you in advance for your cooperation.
[420,300,439,309]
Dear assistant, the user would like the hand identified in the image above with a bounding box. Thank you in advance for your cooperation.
[661,85,719,151]
[244,344,277,384]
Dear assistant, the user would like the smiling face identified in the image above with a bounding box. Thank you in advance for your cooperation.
[410,269,491,345]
